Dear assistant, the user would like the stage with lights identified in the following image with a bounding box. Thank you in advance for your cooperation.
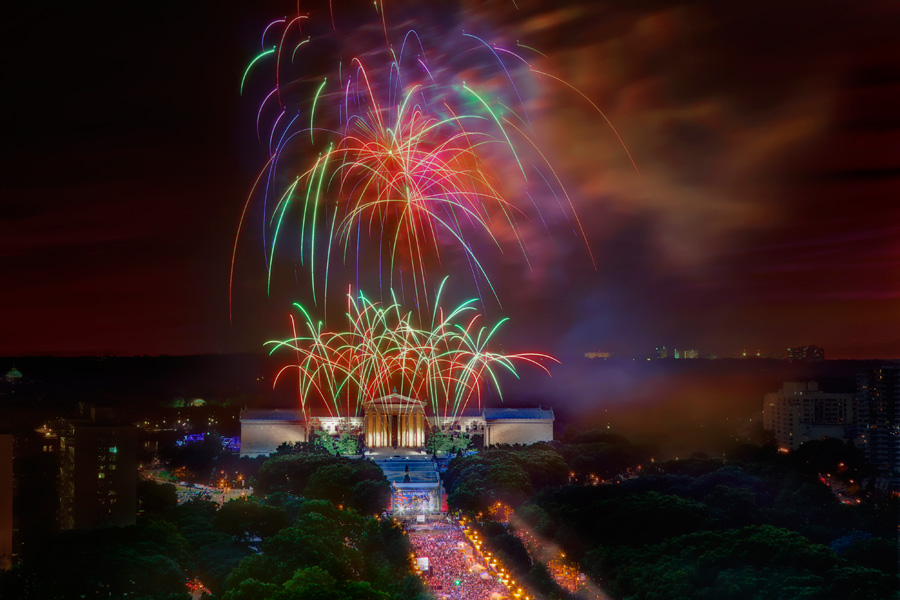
[369,450,445,515]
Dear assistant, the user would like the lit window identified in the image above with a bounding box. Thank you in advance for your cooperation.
[109,446,117,454]
[98,472,105,479]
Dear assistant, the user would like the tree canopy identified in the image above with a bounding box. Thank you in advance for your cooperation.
[443,443,568,513]
[223,501,428,600]
[255,452,391,514]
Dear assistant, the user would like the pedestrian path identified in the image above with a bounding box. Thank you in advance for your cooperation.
[408,518,512,600]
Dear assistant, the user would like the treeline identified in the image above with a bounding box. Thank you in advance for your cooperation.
[443,443,570,510]
[222,500,426,600]
[444,433,898,600]
[255,449,391,515]
[0,448,423,600]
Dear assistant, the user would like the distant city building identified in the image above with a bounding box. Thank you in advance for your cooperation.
[763,382,855,451]
[58,419,137,530]
[857,366,900,479]
[10,426,60,551]
[682,349,699,359]
[4,368,21,384]
[0,435,12,570]
[584,351,611,359]
[240,396,553,457]
[787,345,825,362]
[655,346,668,359]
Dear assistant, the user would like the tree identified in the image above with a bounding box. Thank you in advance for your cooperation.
[704,485,758,525]
[425,430,471,454]
[791,438,866,482]
[351,479,392,515]
[445,455,532,513]
[256,453,340,496]
[590,525,897,600]
[138,479,178,513]
[305,462,359,505]
[443,444,572,514]
[214,498,290,542]
[518,444,569,488]
[223,500,420,600]
[594,492,710,547]
[223,578,280,600]
[255,452,389,512]
[0,520,192,600]
[337,432,361,455]
[281,565,342,599]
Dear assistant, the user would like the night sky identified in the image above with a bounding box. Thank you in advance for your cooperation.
[2,0,898,362]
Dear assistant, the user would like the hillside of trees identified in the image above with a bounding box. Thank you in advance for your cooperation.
[444,433,898,600]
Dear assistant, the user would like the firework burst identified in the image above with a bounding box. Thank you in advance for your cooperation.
[230,4,620,315]
[266,279,557,422]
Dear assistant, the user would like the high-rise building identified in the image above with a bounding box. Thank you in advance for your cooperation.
[787,345,825,362]
[857,366,900,477]
[655,346,668,359]
[58,420,137,530]
[0,434,12,570]
[762,382,855,451]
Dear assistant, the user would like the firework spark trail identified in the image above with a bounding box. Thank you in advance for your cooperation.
[230,4,619,314]
[266,279,557,422]
[258,60,531,311]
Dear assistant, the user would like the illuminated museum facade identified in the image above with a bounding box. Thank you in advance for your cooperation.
[239,394,554,457]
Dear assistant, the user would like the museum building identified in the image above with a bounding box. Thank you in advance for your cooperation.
[239,393,554,457]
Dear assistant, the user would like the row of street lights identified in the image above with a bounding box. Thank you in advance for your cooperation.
[460,517,531,600]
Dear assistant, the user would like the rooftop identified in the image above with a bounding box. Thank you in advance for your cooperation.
[241,409,305,422]
[483,407,554,421]
[363,393,426,407]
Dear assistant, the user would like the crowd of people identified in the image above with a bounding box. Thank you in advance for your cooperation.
[408,520,509,600]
